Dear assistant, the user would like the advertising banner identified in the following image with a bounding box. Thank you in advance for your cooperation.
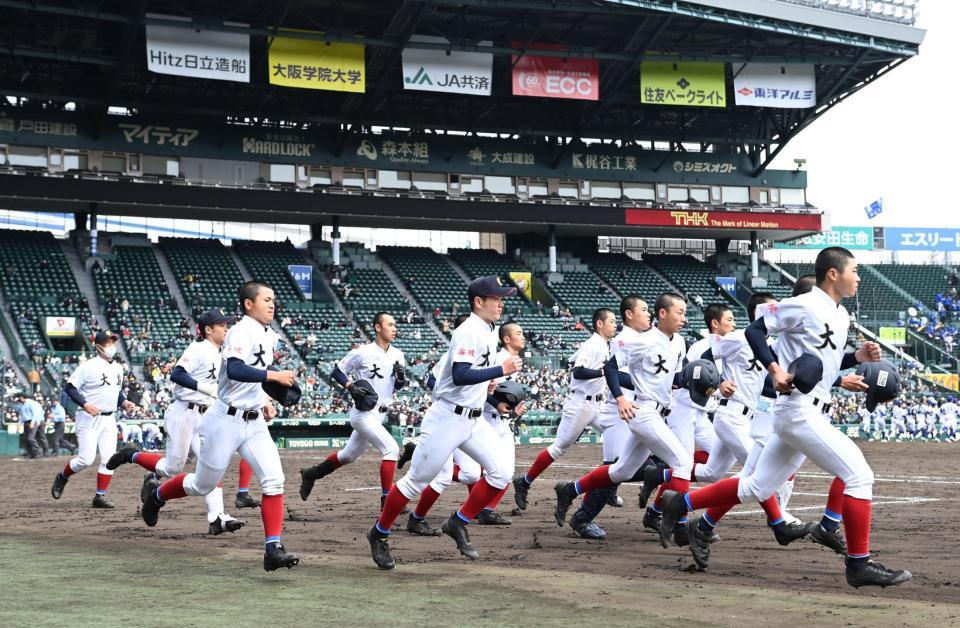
[45,316,76,338]
[878,326,907,345]
[774,226,873,250]
[716,277,737,297]
[885,228,960,251]
[733,63,815,108]
[287,264,313,299]
[269,32,365,92]
[145,14,250,82]
[641,61,726,108]
[508,272,533,301]
[625,208,822,231]
[512,45,599,101]
[402,35,493,96]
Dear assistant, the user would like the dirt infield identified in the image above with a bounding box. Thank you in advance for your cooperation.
[1,441,958,626]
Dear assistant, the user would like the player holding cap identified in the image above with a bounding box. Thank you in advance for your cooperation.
[299,311,407,508]
[367,276,522,569]
[106,308,245,535]
[659,247,911,588]
[140,281,301,571]
[51,329,137,508]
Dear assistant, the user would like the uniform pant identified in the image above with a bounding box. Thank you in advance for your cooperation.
[52,422,76,454]
[668,402,716,455]
[181,401,284,498]
[68,411,117,475]
[157,400,228,522]
[694,403,755,483]
[738,401,874,504]
[608,405,692,484]
[396,403,509,500]
[598,408,630,462]
[337,409,400,464]
[25,422,49,457]
[547,397,605,459]
[430,415,515,494]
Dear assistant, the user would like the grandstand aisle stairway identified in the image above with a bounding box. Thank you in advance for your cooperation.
[152,245,193,320]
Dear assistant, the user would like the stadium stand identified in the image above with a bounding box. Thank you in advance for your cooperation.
[645,254,749,331]
[447,248,534,314]
[586,253,674,304]
[159,237,245,311]
[233,240,309,310]
[378,246,467,318]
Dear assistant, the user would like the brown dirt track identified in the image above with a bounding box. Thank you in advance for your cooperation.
[1,440,958,627]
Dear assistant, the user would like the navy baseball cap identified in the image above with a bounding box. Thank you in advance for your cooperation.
[262,365,302,407]
[198,307,232,328]
[682,359,721,406]
[94,330,119,344]
[787,353,823,395]
[468,276,517,300]
[856,360,901,412]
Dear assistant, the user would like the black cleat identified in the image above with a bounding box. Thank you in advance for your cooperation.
[442,514,479,560]
[513,476,530,511]
[642,507,661,533]
[235,491,260,509]
[476,509,512,525]
[91,493,115,509]
[141,477,164,527]
[106,442,141,471]
[140,473,157,504]
[397,442,416,469]
[298,467,317,501]
[406,514,441,536]
[687,517,712,569]
[208,514,244,535]
[367,526,395,570]
[570,511,607,539]
[773,520,816,546]
[810,524,847,554]
[659,491,685,549]
[263,543,300,571]
[845,559,912,588]
[554,481,575,527]
[638,466,664,509]
[51,472,68,500]
[674,522,689,547]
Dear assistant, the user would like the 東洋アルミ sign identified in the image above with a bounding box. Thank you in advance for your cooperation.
[625,208,822,231]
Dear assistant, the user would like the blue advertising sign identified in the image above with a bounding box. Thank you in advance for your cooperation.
[716,276,737,297]
[287,264,313,299]
[885,228,960,252]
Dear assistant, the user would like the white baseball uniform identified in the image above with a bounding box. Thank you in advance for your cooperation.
[335,341,405,465]
[65,355,125,479]
[667,337,717,455]
[596,328,637,463]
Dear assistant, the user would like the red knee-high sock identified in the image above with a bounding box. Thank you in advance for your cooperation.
[760,495,784,524]
[377,486,411,530]
[238,458,253,491]
[825,477,845,518]
[704,504,734,525]
[524,449,556,482]
[575,465,613,494]
[325,451,344,470]
[62,460,75,478]
[414,486,442,518]
[95,473,112,493]
[134,452,162,472]
[261,493,284,540]
[485,486,508,510]
[842,495,871,557]
[452,464,461,483]
[687,477,742,511]
[694,450,709,465]
[158,473,188,501]
[457,478,502,520]
[653,476,691,508]
[379,460,397,493]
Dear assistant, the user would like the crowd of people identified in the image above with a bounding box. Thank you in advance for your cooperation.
[901,268,960,356]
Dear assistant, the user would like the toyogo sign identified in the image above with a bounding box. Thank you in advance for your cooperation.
[625,208,822,231]
[512,44,599,101]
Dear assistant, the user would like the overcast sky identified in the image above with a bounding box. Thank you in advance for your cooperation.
[769,2,952,229]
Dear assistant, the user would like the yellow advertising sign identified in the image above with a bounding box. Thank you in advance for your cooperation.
[878,326,906,345]
[509,272,532,301]
[926,373,959,392]
[640,61,726,108]
[268,32,365,92]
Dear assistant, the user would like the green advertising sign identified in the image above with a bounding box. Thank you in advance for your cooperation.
[774,226,873,250]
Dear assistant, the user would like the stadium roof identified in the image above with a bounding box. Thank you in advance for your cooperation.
[0,0,924,175]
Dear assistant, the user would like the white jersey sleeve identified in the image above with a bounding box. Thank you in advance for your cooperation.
[759,299,805,336]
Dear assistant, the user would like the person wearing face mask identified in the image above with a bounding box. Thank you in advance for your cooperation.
[50,330,137,508]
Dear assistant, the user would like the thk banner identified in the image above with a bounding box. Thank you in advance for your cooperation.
[512,44,599,101]
[625,208,822,231]
[402,35,493,96]
[734,64,815,109]
[145,14,250,82]
[269,30,365,92]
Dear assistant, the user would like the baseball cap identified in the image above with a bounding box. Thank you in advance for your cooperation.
[682,359,721,406]
[787,353,823,395]
[261,365,302,407]
[94,330,119,344]
[468,276,517,300]
[855,360,901,412]
[198,307,232,328]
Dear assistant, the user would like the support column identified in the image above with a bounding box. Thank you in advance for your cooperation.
[548,225,557,274]
[750,230,759,280]
[332,216,341,267]
[89,210,99,258]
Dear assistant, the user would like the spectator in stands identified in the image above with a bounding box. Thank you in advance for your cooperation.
[451,301,459,316]
[551,303,560,318]
[694,294,705,308]
[27,367,40,394]
[432,306,441,319]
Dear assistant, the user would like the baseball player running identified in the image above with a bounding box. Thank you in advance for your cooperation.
[106,308,245,535]
[367,276,521,569]
[659,247,911,588]
[299,312,407,508]
[51,330,137,508]
[512,308,619,513]
[140,281,301,571]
